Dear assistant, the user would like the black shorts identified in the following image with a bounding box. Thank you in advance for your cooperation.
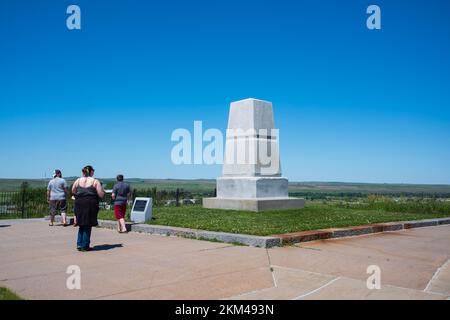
[49,200,67,216]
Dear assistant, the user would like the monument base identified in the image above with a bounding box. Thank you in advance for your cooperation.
[217,176,288,198]
[203,197,305,212]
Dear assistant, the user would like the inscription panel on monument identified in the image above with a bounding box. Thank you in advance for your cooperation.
[132,200,147,212]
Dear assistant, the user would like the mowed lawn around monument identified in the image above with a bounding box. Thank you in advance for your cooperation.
[98,201,450,236]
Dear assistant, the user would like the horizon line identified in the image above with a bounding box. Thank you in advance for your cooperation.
[0,177,449,187]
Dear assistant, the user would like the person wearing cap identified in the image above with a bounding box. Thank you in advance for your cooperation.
[112,174,131,233]
[47,169,69,226]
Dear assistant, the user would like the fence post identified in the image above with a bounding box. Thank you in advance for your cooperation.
[176,188,180,207]
[20,183,27,219]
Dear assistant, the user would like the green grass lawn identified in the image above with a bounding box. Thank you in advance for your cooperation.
[98,202,450,236]
[0,287,22,300]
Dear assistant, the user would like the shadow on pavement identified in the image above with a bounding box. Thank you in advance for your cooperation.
[0,225,11,228]
[92,244,123,251]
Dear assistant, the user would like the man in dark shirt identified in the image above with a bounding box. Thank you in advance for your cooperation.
[112,174,131,233]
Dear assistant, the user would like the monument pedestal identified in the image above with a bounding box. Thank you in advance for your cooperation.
[217,176,288,198]
[203,197,305,212]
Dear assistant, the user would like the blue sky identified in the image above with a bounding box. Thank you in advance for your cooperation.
[0,0,449,183]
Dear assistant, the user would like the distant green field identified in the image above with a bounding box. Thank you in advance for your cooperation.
[1,178,450,197]
[0,178,216,193]
[288,181,450,195]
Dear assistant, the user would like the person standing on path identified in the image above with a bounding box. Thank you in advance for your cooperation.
[47,169,69,226]
[71,165,104,251]
[112,174,131,233]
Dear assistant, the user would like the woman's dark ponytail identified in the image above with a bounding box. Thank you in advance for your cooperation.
[82,165,94,177]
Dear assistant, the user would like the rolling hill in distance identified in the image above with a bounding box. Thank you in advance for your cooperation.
[1,178,450,196]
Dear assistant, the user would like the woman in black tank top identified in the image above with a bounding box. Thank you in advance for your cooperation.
[72,166,105,251]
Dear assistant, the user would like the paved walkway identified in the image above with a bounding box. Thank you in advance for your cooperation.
[0,219,449,299]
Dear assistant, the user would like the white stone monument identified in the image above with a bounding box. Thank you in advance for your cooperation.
[130,197,152,223]
[203,98,305,212]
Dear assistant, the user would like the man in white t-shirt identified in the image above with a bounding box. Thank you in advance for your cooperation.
[47,169,69,226]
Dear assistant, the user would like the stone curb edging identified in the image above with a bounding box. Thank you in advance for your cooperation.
[97,217,450,248]
[49,216,450,248]
[44,216,75,224]
[97,220,281,248]
[274,217,450,245]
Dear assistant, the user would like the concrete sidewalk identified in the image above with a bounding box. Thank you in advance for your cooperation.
[0,219,449,299]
